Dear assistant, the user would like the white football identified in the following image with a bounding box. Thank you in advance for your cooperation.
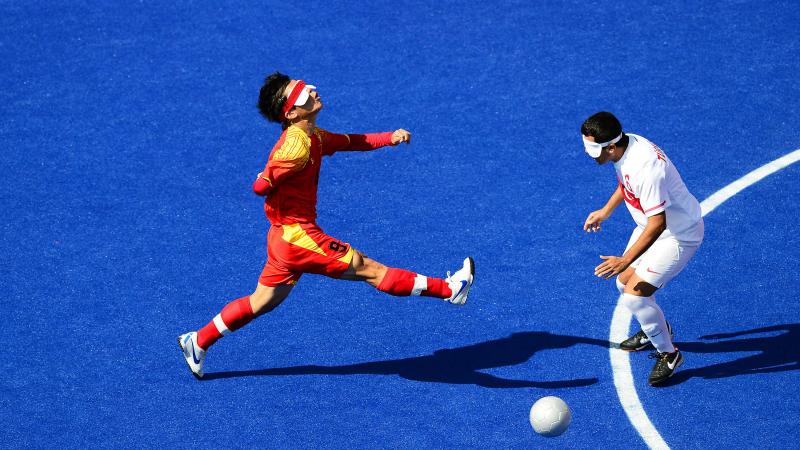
[529,396,572,437]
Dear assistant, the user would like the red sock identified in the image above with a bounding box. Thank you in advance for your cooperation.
[423,277,452,299]
[196,296,254,350]
[377,268,452,299]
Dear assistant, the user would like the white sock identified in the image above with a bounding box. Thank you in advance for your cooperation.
[621,293,675,353]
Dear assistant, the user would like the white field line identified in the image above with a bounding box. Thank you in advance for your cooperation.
[700,149,800,216]
[609,148,800,450]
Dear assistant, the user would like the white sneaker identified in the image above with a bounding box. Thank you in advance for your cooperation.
[445,257,474,305]
[178,332,205,379]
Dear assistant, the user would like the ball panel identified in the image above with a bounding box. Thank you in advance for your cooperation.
[529,396,571,437]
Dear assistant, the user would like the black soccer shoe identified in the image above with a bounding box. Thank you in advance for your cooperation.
[648,349,683,386]
[619,321,673,352]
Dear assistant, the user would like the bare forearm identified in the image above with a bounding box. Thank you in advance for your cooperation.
[602,185,624,215]
[584,186,625,232]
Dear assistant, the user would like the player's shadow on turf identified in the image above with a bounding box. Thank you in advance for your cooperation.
[203,331,608,388]
[660,323,800,387]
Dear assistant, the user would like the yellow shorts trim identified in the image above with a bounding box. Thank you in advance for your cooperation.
[337,246,355,266]
[281,223,327,256]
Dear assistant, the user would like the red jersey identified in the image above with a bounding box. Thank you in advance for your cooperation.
[253,125,393,225]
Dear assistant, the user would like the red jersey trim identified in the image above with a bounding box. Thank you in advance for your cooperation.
[619,180,644,213]
[643,201,667,214]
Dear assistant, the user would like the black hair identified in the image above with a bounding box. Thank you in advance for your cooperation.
[257,72,292,124]
[581,111,623,143]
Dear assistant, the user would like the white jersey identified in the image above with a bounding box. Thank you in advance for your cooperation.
[613,134,703,244]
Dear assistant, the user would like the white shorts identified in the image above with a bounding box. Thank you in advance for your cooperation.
[624,224,703,289]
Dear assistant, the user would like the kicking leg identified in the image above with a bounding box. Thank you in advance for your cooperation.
[340,250,474,305]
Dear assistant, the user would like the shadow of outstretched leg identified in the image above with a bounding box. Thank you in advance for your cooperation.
[203,331,609,388]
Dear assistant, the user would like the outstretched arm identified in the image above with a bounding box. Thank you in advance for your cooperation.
[321,129,411,154]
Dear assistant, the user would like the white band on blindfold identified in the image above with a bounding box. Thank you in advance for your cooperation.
[583,133,622,158]
[293,84,316,108]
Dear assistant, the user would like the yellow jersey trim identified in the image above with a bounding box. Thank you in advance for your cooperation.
[274,126,311,167]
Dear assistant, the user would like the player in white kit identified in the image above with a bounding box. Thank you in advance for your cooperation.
[581,112,704,386]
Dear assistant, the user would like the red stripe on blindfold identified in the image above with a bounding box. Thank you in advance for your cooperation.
[282,80,307,116]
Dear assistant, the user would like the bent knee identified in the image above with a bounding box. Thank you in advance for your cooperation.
[349,250,366,271]
[248,289,269,313]
[617,267,635,287]
[623,279,658,297]
[250,289,267,304]
[349,251,387,280]
[615,277,626,294]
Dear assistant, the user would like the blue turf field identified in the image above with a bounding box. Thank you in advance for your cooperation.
[2,1,799,448]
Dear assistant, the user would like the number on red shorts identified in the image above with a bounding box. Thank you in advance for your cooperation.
[329,241,348,253]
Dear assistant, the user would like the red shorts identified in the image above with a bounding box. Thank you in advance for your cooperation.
[259,223,355,287]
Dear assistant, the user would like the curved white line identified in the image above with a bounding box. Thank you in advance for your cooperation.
[700,149,800,216]
[609,303,668,449]
[609,148,800,450]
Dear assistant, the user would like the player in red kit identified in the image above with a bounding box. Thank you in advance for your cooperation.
[178,72,475,378]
